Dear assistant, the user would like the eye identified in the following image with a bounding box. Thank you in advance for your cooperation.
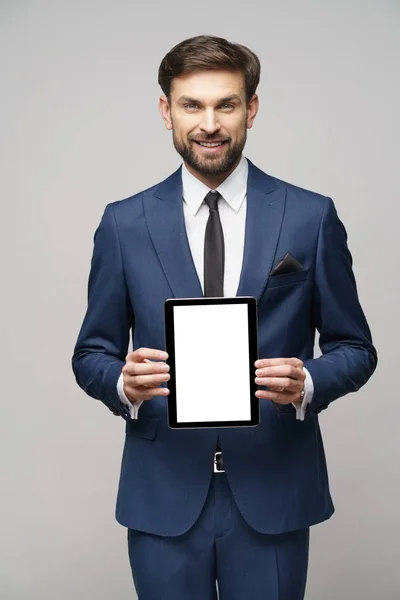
[183,103,235,110]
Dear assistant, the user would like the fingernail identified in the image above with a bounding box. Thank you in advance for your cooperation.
[160,352,168,359]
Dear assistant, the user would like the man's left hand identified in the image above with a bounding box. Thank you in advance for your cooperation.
[254,357,305,404]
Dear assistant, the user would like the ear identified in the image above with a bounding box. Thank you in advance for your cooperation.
[158,96,173,130]
[246,94,259,129]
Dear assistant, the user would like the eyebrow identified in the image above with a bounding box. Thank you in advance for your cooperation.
[177,94,242,104]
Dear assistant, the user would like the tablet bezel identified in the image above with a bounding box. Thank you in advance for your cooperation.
[165,296,259,429]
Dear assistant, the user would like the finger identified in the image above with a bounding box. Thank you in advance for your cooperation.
[125,348,169,363]
[255,389,297,404]
[130,386,170,402]
[254,357,303,369]
[123,361,169,376]
[255,364,302,379]
[130,373,170,387]
[255,376,301,391]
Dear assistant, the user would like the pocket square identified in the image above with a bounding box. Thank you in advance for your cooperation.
[270,252,303,276]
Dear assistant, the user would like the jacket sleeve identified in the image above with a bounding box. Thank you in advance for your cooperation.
[71,203,134,419]
[303,197,377,415]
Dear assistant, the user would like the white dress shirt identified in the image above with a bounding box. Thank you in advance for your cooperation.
[118,155,313,420]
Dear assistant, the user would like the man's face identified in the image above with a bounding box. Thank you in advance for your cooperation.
[159,70,258,179]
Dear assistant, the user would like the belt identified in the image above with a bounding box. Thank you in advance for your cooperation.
[213,451,225,473]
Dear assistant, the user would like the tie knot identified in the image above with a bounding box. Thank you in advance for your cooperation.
[204,190,222,211]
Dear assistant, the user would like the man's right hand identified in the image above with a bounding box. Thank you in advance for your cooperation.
[122,347,170,404]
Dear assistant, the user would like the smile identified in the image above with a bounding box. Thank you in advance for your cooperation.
[194,140,228,152]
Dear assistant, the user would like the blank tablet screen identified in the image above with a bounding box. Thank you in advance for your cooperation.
[165,297,259,428]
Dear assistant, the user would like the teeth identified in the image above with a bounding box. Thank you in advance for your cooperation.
[198,142,224,147]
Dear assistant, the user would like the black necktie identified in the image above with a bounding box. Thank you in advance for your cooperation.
[203,191,225,297]
[203,190,224,453]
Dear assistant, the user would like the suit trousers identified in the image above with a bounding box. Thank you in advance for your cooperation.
[127,472,309,600]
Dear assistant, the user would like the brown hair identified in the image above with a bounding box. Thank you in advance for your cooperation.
[158,35,261,105]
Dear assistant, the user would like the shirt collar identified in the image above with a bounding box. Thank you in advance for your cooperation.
[181,154,248,215]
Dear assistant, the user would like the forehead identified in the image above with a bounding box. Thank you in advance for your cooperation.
[171,69,246,102]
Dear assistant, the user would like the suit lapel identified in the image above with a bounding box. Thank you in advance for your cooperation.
[144,158,286,301]
[144,166,203,298]
[236,159,286,300]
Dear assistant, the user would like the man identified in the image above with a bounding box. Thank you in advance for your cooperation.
[72,35,377,599]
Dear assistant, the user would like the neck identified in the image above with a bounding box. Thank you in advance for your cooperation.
[184,156,241,189]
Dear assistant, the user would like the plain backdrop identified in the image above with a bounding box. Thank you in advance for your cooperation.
[1,1,399,598]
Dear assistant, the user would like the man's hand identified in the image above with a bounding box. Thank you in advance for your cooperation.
[122,347,170,404]
[254,357,305,404]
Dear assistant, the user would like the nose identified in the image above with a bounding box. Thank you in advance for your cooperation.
[199,109,221,135]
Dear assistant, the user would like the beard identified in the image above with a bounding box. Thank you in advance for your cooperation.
[171,119,247,177]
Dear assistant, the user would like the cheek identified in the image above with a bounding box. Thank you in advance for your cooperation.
[179,124,197,141]
[173,128,190,144]
[226,117,246,135]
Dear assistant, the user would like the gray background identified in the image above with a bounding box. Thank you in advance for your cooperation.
[1,0,399,598]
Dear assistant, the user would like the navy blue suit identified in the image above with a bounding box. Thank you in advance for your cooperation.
[72,158,377,597]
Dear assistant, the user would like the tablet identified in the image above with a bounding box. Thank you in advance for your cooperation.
[165,297,259,429]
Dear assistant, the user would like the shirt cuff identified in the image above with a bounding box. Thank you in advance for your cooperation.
[292,367,314,421]
[117,372,143,419]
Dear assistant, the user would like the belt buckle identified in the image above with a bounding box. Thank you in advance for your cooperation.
[214,451,225,473]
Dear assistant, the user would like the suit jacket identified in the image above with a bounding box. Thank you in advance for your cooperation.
[72,157,377,536]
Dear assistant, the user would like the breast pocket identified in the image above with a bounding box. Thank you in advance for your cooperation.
[267,269,308,289]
